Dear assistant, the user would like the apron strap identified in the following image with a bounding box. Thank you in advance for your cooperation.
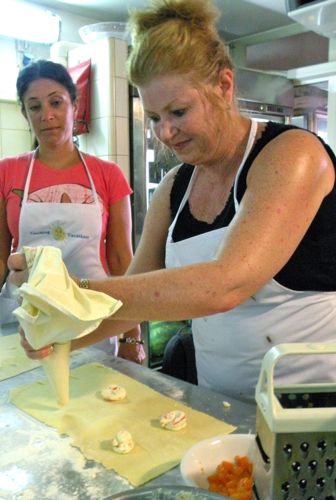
[233,119,258,212]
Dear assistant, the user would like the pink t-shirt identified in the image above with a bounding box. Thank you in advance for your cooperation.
[0,152,132,273]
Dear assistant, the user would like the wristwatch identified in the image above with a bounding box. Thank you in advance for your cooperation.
[119,337,144,345]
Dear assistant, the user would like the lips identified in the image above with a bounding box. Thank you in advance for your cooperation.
[41,127,59,132]
[171,139,191,151]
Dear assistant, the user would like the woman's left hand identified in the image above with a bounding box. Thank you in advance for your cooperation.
[118,341,146,365]
[7,253,28,287]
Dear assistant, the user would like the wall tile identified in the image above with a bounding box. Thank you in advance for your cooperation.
[91,76,115,120]
[90,38,115,83]
[116,155,131,181]
[67,43,91,68]
[91,76,128,120]
[0,102,29,130]
[115,116,130,156]
[67,36,130,172]
[114,39,128,79]
[1,130,31,157]
[86,116,116,157]
[115,77,129,118]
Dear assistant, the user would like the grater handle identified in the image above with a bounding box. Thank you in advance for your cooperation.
[255,343,336,417]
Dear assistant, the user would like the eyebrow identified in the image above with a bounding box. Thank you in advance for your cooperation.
[144,99,189,115]
[26,91,63,102]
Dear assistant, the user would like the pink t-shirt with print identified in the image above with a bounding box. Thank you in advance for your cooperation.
[0,152,132,273]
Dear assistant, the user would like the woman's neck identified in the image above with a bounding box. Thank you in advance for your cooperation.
[198,115,253,177]
[37,143,81,170]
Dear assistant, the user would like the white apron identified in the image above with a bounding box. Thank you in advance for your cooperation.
[0,149,117,354]
[165,119,336,402]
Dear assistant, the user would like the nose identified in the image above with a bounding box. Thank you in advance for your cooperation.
[155,118,176,143]
[41,104,54,121]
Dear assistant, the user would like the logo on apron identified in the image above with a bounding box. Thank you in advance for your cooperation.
[51,224,67,241]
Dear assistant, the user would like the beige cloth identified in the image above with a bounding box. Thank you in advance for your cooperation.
[0,333,39,381]
[13,246,122,348]
[10,363,236,486]
[12,246,122,405]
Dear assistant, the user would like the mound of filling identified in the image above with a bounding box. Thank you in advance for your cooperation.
[101,384,127,401]
[159,410,187,431]
[111,430,134,454]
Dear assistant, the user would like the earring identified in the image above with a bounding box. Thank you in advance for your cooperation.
[73,119,78,135]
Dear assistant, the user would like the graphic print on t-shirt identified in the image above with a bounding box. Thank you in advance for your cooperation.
[12,183,104,243]
[12,183,102,207]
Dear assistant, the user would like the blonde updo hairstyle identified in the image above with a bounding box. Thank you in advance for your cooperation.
[127,0,233,95]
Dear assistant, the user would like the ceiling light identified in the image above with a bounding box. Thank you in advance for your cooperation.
[0,0,61,44]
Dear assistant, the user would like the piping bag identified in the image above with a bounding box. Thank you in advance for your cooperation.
[12,246,122,406]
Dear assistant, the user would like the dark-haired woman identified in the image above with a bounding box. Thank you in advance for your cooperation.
[0,60,144,364]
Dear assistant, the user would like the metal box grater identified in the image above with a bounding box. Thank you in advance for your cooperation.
[254,343,336,500]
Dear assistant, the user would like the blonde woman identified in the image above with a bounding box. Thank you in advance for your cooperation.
[11,0,336,402]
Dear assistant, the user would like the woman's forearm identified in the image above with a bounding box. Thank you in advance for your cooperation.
[88,261,242,322]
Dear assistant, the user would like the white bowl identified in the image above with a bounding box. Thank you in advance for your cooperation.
[79,22,128,44]
[180,433,256,490]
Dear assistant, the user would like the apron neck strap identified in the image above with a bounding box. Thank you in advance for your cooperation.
[233,119,258,211]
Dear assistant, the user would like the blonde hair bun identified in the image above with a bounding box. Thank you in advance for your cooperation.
[129,0,218,39]
[127,0,232,87]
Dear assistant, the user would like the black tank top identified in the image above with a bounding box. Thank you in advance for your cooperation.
[170,121,336,291]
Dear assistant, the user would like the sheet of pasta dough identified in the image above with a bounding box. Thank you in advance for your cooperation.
[0,333,39,381]
[10,362,235,486]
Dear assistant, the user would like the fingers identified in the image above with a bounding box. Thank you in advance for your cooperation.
[7,253,27,272]
[7,253,29,288]
[117,344,146,365]
[19,328,53,360]
[9,269,28,288]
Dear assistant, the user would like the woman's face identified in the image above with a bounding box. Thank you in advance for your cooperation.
[22,78,77,148]
[138,72,233,166]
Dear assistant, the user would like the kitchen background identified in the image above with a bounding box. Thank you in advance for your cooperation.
[1,0,335,367]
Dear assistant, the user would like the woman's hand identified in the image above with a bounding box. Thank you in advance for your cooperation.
[7,253,28,288]
[19,329,53,360]
[118,340,146,365]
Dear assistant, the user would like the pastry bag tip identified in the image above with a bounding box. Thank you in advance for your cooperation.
[40,341,71,406]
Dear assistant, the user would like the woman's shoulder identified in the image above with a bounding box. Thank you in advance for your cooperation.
[81,153,132,200]
[255,121,303,149]
[250,121,335,166]
[82,152,122,170]
[0,151,32,167]
[261,121,335,162]
[260,121,327,147]
[81,153,130,183]
[0,152,32,178]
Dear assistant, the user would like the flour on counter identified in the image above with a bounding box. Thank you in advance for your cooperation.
[0,407,129,500]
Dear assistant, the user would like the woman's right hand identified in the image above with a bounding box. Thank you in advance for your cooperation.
[19,328,53,360]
